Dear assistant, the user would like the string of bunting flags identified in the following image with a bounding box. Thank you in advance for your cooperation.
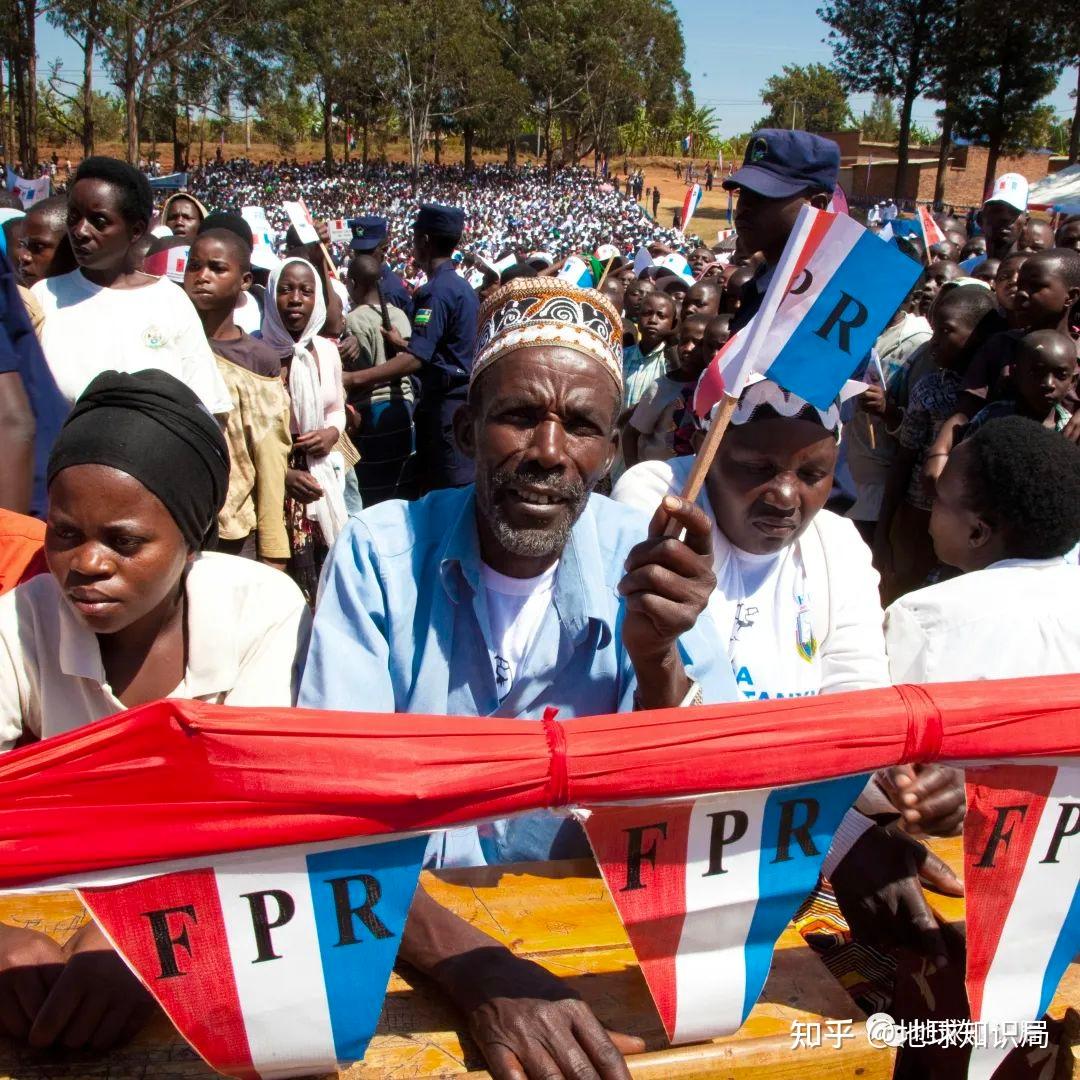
[0,679,1077,1079]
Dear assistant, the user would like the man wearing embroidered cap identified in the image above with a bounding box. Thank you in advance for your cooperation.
[300,278,737,1080]
[723,129,840,332]
[381,203,479,489]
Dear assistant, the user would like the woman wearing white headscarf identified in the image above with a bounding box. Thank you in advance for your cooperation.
[260,256,347,602]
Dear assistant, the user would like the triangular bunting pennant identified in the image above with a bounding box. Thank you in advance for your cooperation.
[79,835,428,1079]
[578,774,868,1042]
[963,761,1080,1080]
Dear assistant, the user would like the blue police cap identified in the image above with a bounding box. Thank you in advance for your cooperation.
[414,203,465,238]
[723,130,839,198]
[348,215,388,252]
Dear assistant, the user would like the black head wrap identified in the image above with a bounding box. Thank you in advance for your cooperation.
[47,370,230,550]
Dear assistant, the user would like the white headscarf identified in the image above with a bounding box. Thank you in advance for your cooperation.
[263,257,347,542]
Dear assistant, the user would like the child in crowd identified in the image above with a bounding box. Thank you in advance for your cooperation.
[915,260,960,317]
[874,285,995,599]
[720,265,754,315]
[1056,214,1080,251]
[622,289,676,409]
[621,278,654,347]
[623,313,710,467]
[704,313,732,356]
[342,254,418,504]
[682,280,721,319]
[963,330,1076,438]
[971,257,999,286]
[886,417,1080,685]
[992,251,1030,327]
[925,249,1080,475]
[183,228,291,567]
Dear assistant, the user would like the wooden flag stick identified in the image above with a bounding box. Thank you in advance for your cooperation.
[596,255,616,288]
[663,393,739,535]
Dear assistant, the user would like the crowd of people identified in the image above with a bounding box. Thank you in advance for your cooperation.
[0,125,1077,1080]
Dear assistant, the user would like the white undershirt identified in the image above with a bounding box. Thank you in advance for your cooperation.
[720,543,823,702]
[479,562,557,700]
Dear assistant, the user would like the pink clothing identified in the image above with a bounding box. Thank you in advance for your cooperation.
[290,337,345,437]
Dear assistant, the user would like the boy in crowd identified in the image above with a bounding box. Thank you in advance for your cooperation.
[963,329,1076,437]
[704,313,732,356]
[915,260,960,317]
[1056,214,1080,251]
[991,251,1029,327]
[623,312,710,468]
[13,197,74,289]
[342,254,418,504]
[621,277,654,347]
[886,417,1080,685]
[183,228,291,566]
[720,264,755,315]
[925,248,1080,476]
[874,285,995,599]
[622,289,676,410]
[681,279,721,319]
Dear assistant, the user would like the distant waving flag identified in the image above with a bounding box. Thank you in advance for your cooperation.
[682,134,693,153]
[681,183,702,232]
[5,167,50,208]
[917,203,946,253]
[578,774,869,1043]
[79,835,428,1079]
[963,761,1080,1080]
[693,204,922,417]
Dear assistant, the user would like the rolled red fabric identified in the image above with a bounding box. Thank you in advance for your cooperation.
[0,676,1078,889]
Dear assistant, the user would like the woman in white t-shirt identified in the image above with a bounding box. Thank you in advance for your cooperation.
[613,376,889,700]
[31,156,231,415]
[0,369,310,1054]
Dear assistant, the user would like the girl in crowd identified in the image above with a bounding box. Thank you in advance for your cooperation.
[31,157,231,416]
[259,256,348,601]
[0,369,309,1051]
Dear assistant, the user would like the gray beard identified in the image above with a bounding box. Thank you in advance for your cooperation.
[475,466,590,559]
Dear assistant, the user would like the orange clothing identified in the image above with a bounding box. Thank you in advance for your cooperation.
[0,509,46,596]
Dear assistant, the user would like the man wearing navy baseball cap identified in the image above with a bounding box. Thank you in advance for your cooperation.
[381,203,478,490]
[723,129,840,331]
[347,214,412,315]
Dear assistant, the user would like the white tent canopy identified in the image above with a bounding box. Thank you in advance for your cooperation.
[1028,165,1080,214]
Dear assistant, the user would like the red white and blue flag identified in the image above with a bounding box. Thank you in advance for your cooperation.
[5,167,50,208]
[917,203,947,253]
[962,761,1080,1080]
[682,134,693,153]
[693,204,921,417]
[681,183,702,232]
[578,774,869,1042]
[77,834,428,1079]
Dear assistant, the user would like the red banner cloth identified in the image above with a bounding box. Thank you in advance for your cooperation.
[1,677,1077,888]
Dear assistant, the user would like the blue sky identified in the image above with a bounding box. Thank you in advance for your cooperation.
[35,0,1079,140]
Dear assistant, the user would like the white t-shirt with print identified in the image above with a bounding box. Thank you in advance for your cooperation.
[33,270,232,414]
[479,562,557,701]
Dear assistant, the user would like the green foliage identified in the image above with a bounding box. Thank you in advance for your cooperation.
[860,94,897,141]
[758,63,853,132]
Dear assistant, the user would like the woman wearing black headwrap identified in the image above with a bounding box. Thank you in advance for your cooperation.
[0,369,310,1053]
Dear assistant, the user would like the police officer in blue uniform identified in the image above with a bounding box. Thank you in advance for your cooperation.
[723,130,839,332]
[347,215,412,315]
[380,204,478,490]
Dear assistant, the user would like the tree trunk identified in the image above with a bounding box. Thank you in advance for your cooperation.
[125,82,138,165]
[894,75,918,201]
[433,127,442,165]
[507,139,516,167]
[322,88,333,171]
[933,107,953,207]
[362,116,369,166]
[463,123,474,172]
[80,10,95,158]
[342,110,350,163]
[1069,65,1080,166]
[17,0,38,168]
[983,138,1001,198]
[544,97,554,183]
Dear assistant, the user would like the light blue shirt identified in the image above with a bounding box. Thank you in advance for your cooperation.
[298,485,738,863]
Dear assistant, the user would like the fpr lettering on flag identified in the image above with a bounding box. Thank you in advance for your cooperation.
[962,761,1080,1080]
[694,204,922,418]
[577,774,868,1044]
[79,834,428,1080]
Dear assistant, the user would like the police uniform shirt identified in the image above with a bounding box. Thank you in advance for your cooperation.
[409,261,480,402]
[380,263,412,317]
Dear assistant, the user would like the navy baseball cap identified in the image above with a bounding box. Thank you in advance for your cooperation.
[415,203,465,238]
[723,130,839,198]
[349,215,388,252]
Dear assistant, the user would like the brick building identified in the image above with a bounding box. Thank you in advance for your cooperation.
[823,130,1055,210]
